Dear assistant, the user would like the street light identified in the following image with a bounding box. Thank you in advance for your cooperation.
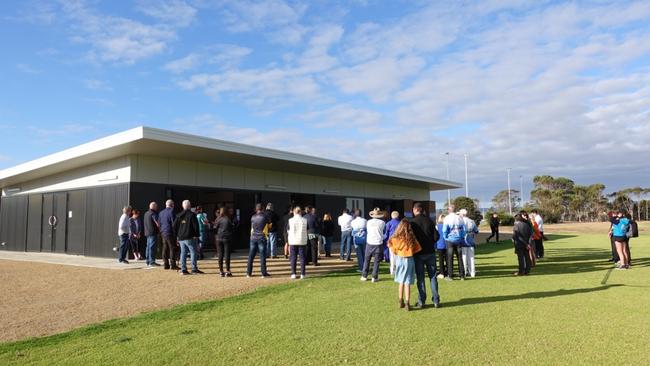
[507,168,512,216]
[519,175,524,206]
[464,153,469,197]
[445,152,451,206]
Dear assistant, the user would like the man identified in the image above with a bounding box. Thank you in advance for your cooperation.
[531,210,545,259]
[247,203,271,278]
[265,203,280,259]
[143,202,161,267]
[459,209,479,278]
[305,206,320,266]
[486,213,500,243]
[117,205,132,264]
[410,202,441,308]
[338,208,354,261]
[383,211,400,265]
[442,205,466,280]
[195,206,209,260]
[159,199,179,270]
[173,200,203,275]
[351,209,367,273]
[361,208,386,282]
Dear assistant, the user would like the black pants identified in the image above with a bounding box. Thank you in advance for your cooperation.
[487,227,499,242]
[290,245,306,276]
[446,242,464,278]
[308,237,319,265]
[610,236,619,262]
[216,238,231,273]
[436,249,447,275]
[162,235,177,268]
[535,238,544,258]
[362,244,382,279]
[515,246,531,274]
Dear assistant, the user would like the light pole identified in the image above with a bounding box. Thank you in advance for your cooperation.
[445,152,451,206]
[464,153,469,197]
[519,175,524,206]
[507,168,512,216]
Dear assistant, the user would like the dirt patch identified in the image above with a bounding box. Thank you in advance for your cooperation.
[0,255,353,343]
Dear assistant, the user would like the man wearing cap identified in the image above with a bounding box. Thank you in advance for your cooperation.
[361,208,386,282]
[410,202,441,308]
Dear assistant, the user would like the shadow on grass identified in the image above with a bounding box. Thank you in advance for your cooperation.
[443,284,623,308]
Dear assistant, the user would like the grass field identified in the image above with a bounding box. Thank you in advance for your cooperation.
[2,227,649,365]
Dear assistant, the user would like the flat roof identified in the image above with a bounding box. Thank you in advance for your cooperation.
[0,126,462,191]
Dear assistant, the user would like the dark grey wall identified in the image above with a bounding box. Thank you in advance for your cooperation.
[84,184,130,257]
[0,195,28,252]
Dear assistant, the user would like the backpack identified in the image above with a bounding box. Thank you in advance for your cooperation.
[627,220,639,238]
[353,228,367,245]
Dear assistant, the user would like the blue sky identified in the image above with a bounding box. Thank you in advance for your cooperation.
[2,0,650,206]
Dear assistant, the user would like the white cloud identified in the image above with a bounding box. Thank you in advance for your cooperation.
[83,78,112,91]
[300,104,381,128]
[163,53,201,73]
[137,0,196,27]
[16,63,41,74]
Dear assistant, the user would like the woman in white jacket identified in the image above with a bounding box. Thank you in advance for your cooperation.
[288,206,309,279]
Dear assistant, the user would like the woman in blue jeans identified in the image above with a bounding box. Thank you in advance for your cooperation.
[321,213,335,257]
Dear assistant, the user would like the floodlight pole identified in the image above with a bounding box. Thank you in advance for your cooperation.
[520,175,524,206]
[464,153,469,197]
[507,168,512,216]
[445,152,451,206]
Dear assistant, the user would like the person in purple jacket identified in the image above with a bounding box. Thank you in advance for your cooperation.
[384,211,400,275]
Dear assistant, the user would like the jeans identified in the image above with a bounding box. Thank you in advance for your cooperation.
[324,236,333,256]
[515,246,531,274]
[179,239,198,272]
[198,230,207,257]
[216,238,231,273]
[436,249,447,275]
[355,242,366,272]
[308,236,319,265]
[290,245,306,276]
[118,234,129,262]
[414,253,440,305]
[362,244,382,279]
[146,235,158,265]
[247,238,268,276]
[461,246,476,277]
[340,231,352,260]
[446,241,465,278]
[267,232,278,257]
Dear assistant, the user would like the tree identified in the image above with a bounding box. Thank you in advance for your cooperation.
[491,189,519,214]
[624,187,645,221]
[608,190,633,214]
[530,175,577,223]
[450,196,483,224]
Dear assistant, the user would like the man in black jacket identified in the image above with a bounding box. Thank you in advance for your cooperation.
[486,213,500,243]
[305,206,320,266]
[143,201,161,267]
[265,203,280,259]
[173,200,203,275]
[410,202,441,308]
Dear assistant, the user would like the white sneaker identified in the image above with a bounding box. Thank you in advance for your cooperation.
[360,276,368,281]
[371,278,378,283]
[290,274,297,279]
[436,274,444,279]
[246,274,252,278]
[300,275,306,279]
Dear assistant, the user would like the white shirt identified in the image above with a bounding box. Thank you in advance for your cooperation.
[338,212,353,232]
[366,218,386,245]
[118,213,131,236]
[351,216,367,231]
[288,215,308,245]
[535,215,544,232]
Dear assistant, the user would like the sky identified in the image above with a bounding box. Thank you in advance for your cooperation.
[1,0,649,207]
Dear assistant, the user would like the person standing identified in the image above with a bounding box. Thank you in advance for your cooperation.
[143,202,160,267]
[361,208,386,282]
[173,200,203,275]
[351,209,367,273]
[384,211,401,275]
[265,203,280,259]
[410,202,441,308]
[305,206,320,266]
[609,210,631,270]
[338,208,354,261]
[282,206,293,259]
[459,209,479,278]
[288,206,308,279]
[435,214,447,279]
[442,205,466,280]
[214,207,234,277]
[321,213,335,257]
[486,213,500,243]
[388,219,422,311]
[512,214,533,276]
[117,206,132,264]
[195,206,209,260]
[531,210,545,258]
[247,203,271,278]
[129,209,143,261]
[159,199,179,270]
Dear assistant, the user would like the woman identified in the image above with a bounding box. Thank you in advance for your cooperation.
[288,206,308,279]
[435,214,447,279]
[129,209,143,261]
[512,214,532,276]
[214,207,234,277]
[387,219,422,311]
[609,210,630,270]
[521,211,536,268]
[321,213,335,257]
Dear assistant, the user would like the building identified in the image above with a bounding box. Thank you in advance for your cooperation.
[0,127,461,258]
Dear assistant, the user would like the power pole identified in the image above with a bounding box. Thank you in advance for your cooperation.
[519,175,524,206]
[445,152,451,207]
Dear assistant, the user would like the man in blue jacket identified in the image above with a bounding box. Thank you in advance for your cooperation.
[159,199,178,270]
[442,205,466,280]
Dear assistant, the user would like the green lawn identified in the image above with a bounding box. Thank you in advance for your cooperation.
[2,232,649,365]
